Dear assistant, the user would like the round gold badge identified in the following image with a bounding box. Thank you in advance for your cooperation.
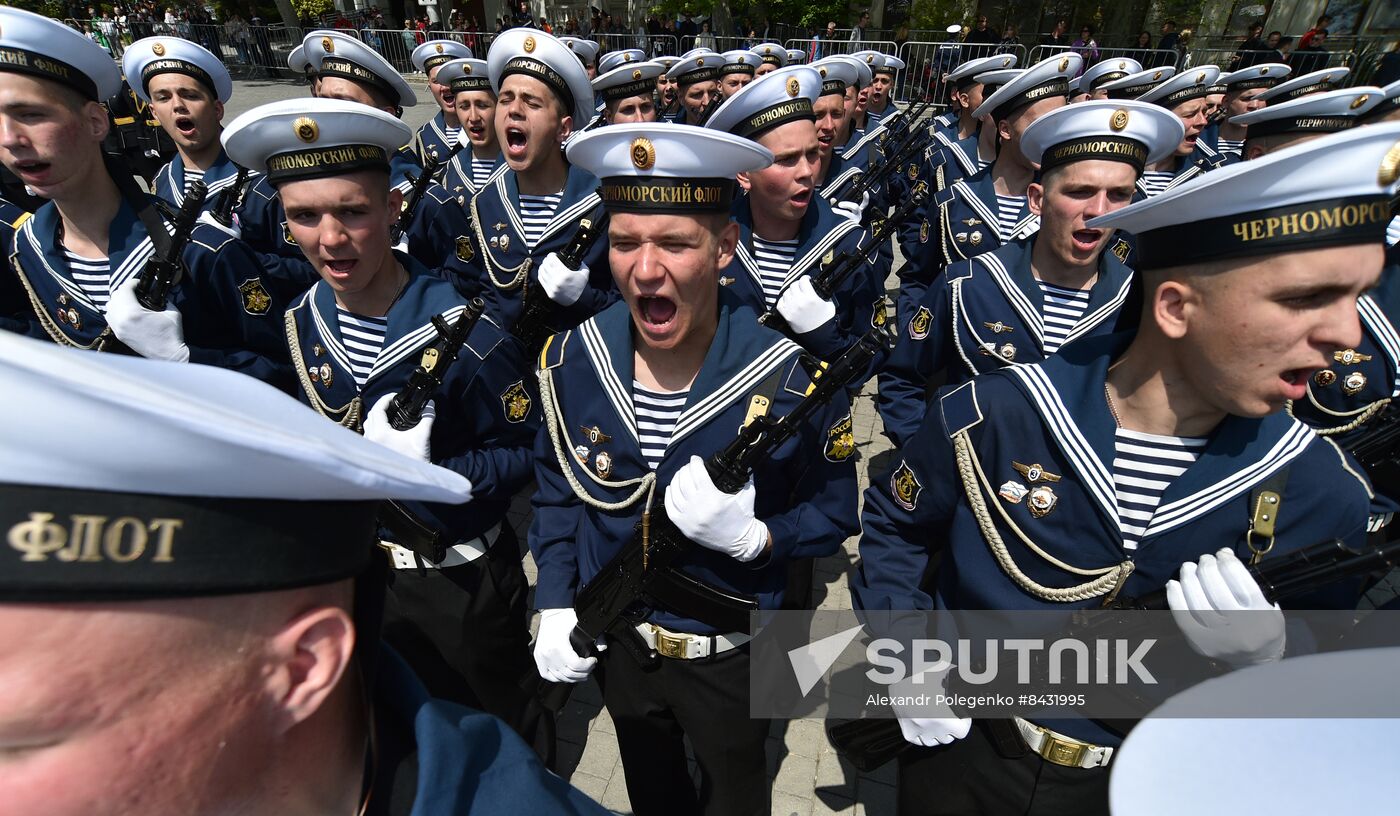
[818,67,827,78]
[623,53,634,62]
[696,57,705,67]
[630,137,656,170]
[632,68,643,80]
[523,36,536,53]
[1352,94,1370,110]
[293,117,319,143]
[321,36,334,53]
[786,77,800,97]
[152,42,166,56]
[1260,66,1270,75]
[435,43,444,54]
[1003,57,1012,67]
[1196,71,1206,83]
[1059,57,1070,72]
[1110,109,1130,132]
[1379,141,1400,186]
[1152,70,1163,80]
[463,64,472,74]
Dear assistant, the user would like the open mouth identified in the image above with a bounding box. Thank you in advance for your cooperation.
[11,159,51,183]
[790,187,812,207]
[638,295,677,330]
[1280,368,1316,400]
[323,258,357,279]
[174,116,197,138]
[1071,229,1102,252]
[504,126,528,159]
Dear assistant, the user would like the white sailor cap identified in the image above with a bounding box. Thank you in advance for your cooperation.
[488,28,595,126]
[558,36,601,66]
[811,56,860,97]
[0,332,468,600]
[786,49,808,65]
[973,53,1081,120]
[1364,79,1400,122]
[720,49,759,77]
[121,36,232,104]
[1101,66,1178,100]
[1231,86,1383,139]
[306,31,417,108]
[0,7,121,101]
[436,58,492,95]
[679,47,713,60]
[873,54,906,76]
[1139,65,1220,108]
[947,54,1018,88]
[1020,100,1184,176]
[594,60,666,103]
[287,29,337,77]
[654,55,681,72]
[1079,57,1143,94]
[599,48,647,75]
[223,97,411,186]
[851,50,885,73]
[1218,62,1290,93]
[565,123,773,214]
[1258,67,1349,105]
[1088,122,1400,270]
[412,39,473,75]
[835,54,875,90]
[667,51,722,86]
[752,43,787,67]
[707,66,821,140]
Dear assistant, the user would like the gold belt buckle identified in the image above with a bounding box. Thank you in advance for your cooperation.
[1037,732,1088,767]
[654,629,689,659]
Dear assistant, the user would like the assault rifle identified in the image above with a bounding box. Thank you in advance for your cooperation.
[697,89,725,125]
[391,142,463,245]
[378,297,486,562]
[838,112,932,206]
[134,178,207,311]
[209,167,250,229]
[513,205,608,354]
[539,328,893,711]
[757,188,926,336]
[827,534,1400,771]
[1344,403,1400,498]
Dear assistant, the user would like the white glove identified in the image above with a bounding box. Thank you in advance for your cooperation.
[1167,548,1286,668]
[533,608,597,683]
[891,673,972,747]
[105,278,189,362]
[537,251,589,307]
[362,393,436,463]
[196,209,241,240]
[775,277,836,335]
[832,191,870,223]
[664,455,769,562]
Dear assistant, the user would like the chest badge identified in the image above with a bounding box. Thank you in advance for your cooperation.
[58,306,82,330]
[998,481,1028,504]
[968,231,983,247]
[983,321,1013,334]
[1012,462,1061,484]
[1027,485,1058,518]
[871,296,887,329]
[824,413,856,462]
[891,460,922,511]
[500,380,532,422]
[1314,370,1336,387]
[594,450,613,479]
[1111,238,1131,263]
[238,278,271,316]
[719,276,735,286]
[574,445,590,464]
[908,305,932,340]
[982,343,1016,361]
[1334,349,1372,365]
[919,220,930,244]
[961,217,983,227]
[1342,371,1368,396]
[456,235,474,263]
[580,425,613,445]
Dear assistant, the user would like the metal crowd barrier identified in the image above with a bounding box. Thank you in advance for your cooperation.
[1185,46,1357,75]
[786,38,900,61]
[1028,44,1183,71]
[591,32,679,59]
[896,40,1027,103]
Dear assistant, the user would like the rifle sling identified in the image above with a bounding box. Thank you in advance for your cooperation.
[104,151,173,260]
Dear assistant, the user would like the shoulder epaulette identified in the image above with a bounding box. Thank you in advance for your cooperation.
[538,329,572,371]
[939,380,984,435]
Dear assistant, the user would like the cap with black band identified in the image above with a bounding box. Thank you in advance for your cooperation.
[223,97,412,185]
[436,58,492,94]
[0,7,121,101]
[1101,67,1178,100]
[1218,63,1291,93]
[811,56,860,97]
[1231,86,1383,140]
[1079,57,1143,94]
[1258,67,1349,105]
[1139,65,1220,109]
[667,51,722,86]
[752,43,786,68]
[721,50,758,77]
[707,66,821,141]
[594,60,666,104]
[412,39,473,75]
[1020,100,1184,177]
[973,53,1082,122]
[947,54,1018,91]
[1087,123,1400,271]
[306,31,417,108]
[488,28,594,126]
[123,37,233,104]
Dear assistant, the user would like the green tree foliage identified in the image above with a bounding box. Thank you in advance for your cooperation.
[290,0,334,21]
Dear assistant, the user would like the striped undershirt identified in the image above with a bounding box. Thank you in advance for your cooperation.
[183,171,201,195]
[751,236,799,308]
[446,126,462,147]
[1139,170,1175,198]
[1038,280,1092,354]
[470,156,495,188]
[335,307,389,389]
[1113,428,1208,550]
[1216,138,1244,155]
[994,194,1025,239]
[518,192,562,246]
[63,249,111,309]
[634,381,688,471]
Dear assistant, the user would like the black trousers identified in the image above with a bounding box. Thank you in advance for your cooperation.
[896,721,1110,816]
[381,525,555,764]
[596,640,771,816]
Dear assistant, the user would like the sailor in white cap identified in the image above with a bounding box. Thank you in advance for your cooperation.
[1210,63,1291,156]
[593,60,666,125]
[411,39,475,174]
[1363,78,1400,124]
[934,53,1020,141]
[1136,65,1227,196]
[534,121,858,815]
[707,66,885,358]
[920,54,1081,270]
[1233,86,1383,161]
[811,56,863,190]
[718,49,758,99]
[847,50,886,138]
[0,331,610,815]
[121,37,243,215]
[286,28,339,94]
[663,50,723,125]
[1072,56,1142,103]
[865,52,907,128]
[1257,66,1350,105]
[452,28,613,341]
[239,30,475,280]
[752,41,787,76]
[436,58,503,198]
[558,35,601,80]
[787,47,808,65]
[858,121,1400,816]
[879,99,1183,447]
[0,7,293,385]
[598,47,646,76]
[223,96,554,762]
[924,65,1022,192]
[653,54,682,118]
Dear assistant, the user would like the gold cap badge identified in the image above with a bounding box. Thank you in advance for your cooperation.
[523,36,536,53]
[321,36,333,53]
[152,42,166,56]
[435,43,444,53]
[463,64,472,74]
[632,68,642,80]
[630,137,656,170]
[1351,94,1370,110]
[1059,57,1070,72]
[1110,109,1129,132]
[1379,141,1400,186]
[293,117,319,143]
[786,77,800,97]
